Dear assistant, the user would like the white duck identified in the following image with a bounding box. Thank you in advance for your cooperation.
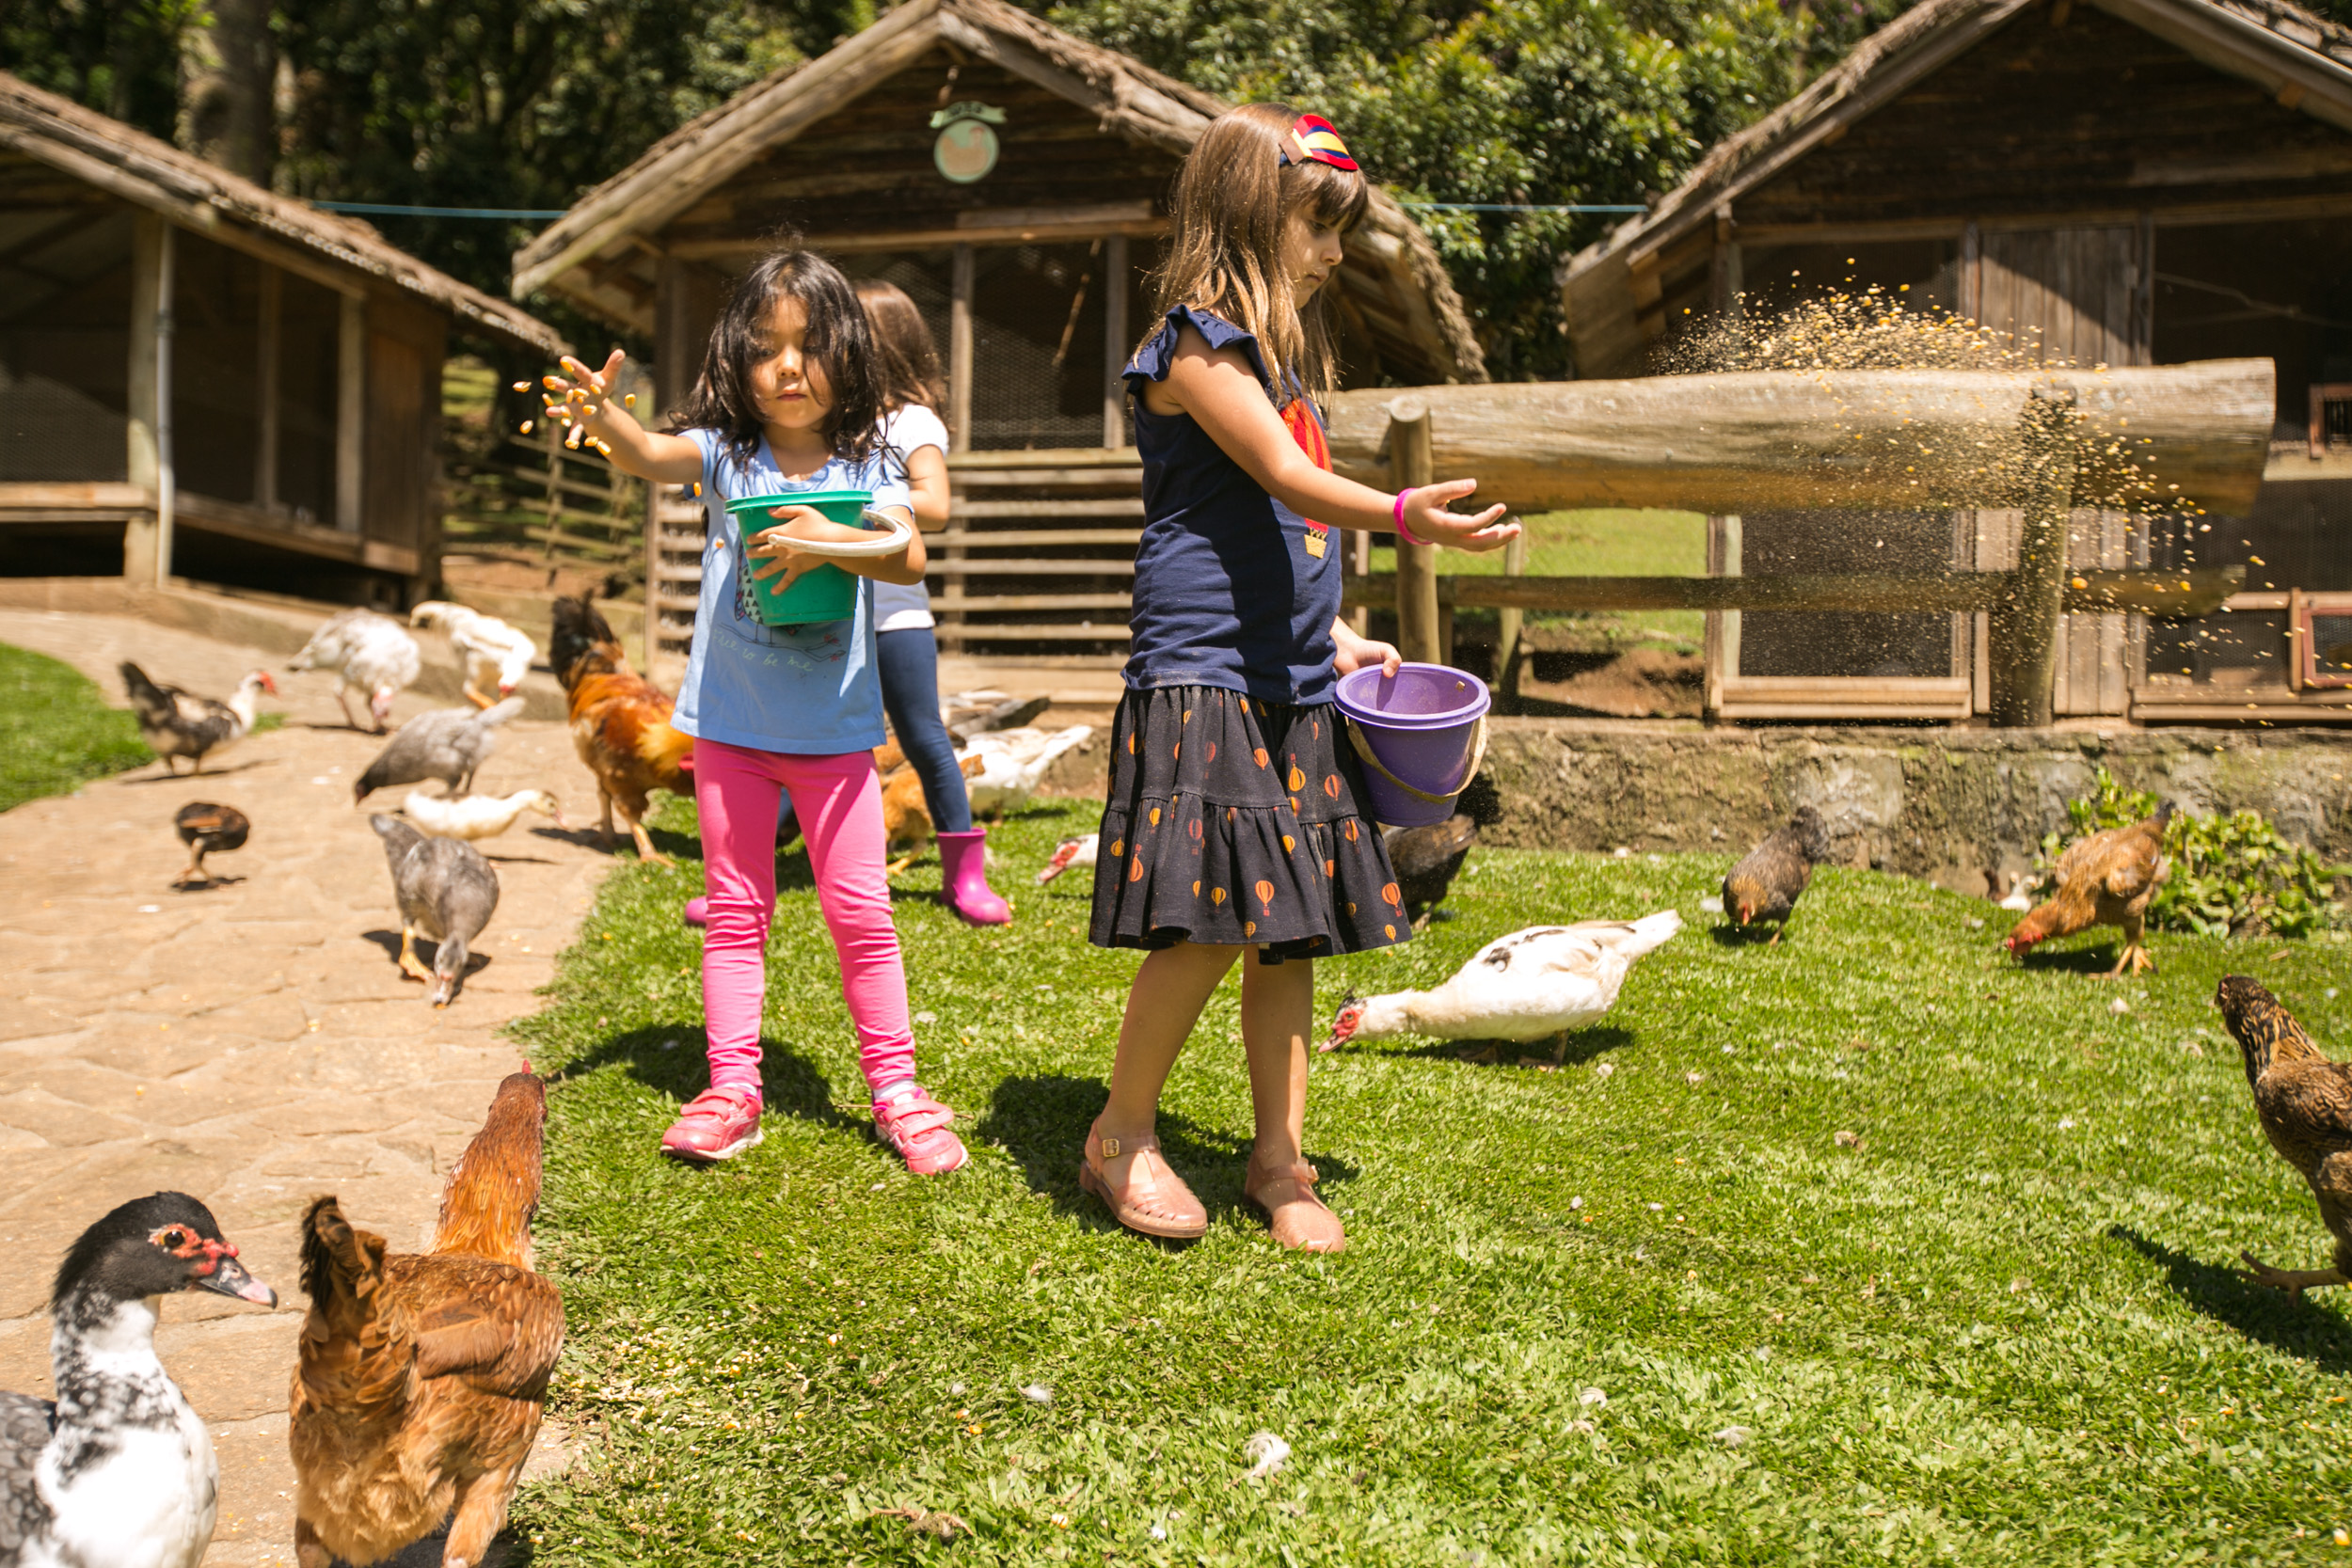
[1996,871,2038,914]
[286,609,421,733]
[1321,911,1683,1056]
[0,1192,275,1568]
[961,724,1094,817]
[409,601,536,708]
[401,787,565,842]
[1036,832,1099,884]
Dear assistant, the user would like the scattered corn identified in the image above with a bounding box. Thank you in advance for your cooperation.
[511,380,529,392]
[624,393,637,407]
[519,420,533,435]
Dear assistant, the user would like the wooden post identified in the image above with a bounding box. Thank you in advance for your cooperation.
[254,262,280,511]
[1102,234,1129,449]
[1495,529,1528,697]
[1348,527,1370,636]
[336,293,366,533]
[1987,387,2077,725]
[153,220,177,587]
[1388,395,1440,664]
[123,214,164,586]
[948,242,974,452]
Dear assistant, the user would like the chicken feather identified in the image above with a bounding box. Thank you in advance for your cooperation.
[548,597,691,863]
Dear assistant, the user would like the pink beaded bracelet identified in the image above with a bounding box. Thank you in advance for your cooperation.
[1392,486,1430,548]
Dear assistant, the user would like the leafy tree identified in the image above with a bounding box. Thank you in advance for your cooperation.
[0,0,204,140]
[1042,0,1816,377]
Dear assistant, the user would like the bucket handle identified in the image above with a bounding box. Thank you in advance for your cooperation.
[1343,712,1487,806]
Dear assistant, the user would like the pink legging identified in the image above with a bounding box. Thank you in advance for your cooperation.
[694,737,916,1107]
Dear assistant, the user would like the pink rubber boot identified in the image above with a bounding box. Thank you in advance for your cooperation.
[936,829,1011,926]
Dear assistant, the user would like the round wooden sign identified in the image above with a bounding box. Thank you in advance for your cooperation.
[934,119,1000,183]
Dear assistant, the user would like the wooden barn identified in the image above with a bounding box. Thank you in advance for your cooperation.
[0,73,564,604]
[1560,0,2352,724]
[511,0,1486,684]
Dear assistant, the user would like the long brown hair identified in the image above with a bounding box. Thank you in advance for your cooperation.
[854,279,947,415]
[1146,103,1369,407]
[668,247,880,467]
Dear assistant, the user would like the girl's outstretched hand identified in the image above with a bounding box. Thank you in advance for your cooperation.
[1403,479,1517,552]
[540,349,631,452]
[1331,619,1402,678]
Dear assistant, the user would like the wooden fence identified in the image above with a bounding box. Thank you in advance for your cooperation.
[441,422,644,571]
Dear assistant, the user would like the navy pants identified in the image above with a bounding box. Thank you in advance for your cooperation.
[777,626,971,840]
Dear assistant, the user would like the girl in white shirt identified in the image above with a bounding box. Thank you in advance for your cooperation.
[855,279,1010,925]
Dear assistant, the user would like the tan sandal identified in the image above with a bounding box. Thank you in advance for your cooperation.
[1246,1159,1347,1254]
[1078,1127,1207,1241]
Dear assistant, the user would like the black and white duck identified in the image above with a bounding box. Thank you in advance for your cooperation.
[0,1192,275,1568]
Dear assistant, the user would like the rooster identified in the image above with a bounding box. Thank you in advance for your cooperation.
[2215,976,2352,1298]
[2004,802,2172,975]
[291,1070,562,1568]
[121,662,276,774]
[547,596,693,864]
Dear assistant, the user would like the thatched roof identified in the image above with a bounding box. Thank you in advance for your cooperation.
[1559,0,2352,377]
[0,71,565,356]
[512,0,1486,385]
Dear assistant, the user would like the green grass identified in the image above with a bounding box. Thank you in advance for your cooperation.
[0,641,155,811]
[1373,509,1708,651]
[515,798,2352,1565]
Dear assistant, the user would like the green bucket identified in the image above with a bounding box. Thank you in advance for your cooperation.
[724,489,872,626]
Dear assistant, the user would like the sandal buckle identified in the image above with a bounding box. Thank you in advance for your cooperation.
[1100,1136,1121,1159]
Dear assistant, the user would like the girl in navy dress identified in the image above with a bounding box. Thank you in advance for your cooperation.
[1084,104,1517,1252]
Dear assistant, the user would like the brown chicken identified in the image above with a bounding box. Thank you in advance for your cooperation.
[877,745,984,876]
[2215,975,2352,1297]
[290,1071,563,1568]
[2002,802,2171,975]
[1722,806,1830,942]
[548,595,693,864]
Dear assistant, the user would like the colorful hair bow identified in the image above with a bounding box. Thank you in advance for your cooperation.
[1279,113,1358,173]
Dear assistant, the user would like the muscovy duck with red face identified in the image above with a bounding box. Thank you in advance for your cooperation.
[0,1192,275,1568]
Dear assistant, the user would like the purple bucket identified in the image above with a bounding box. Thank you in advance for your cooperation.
[1333,662,1491,827]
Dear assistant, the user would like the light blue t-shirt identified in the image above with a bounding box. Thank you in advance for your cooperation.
[672,427,913,756]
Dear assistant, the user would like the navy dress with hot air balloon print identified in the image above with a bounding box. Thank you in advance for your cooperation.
[1089,306,1407,961]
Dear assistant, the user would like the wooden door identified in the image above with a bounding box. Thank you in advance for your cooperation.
[1963,221,2153,717]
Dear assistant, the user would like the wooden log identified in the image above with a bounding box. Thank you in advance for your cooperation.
[1987,388,2077,726]
[1337,565,2243,617]
[1390,396,1439,664]
[1104,233,1129,449]
[1322,359,2274,515]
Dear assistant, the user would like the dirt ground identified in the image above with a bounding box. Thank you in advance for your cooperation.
[0,609,614,1567]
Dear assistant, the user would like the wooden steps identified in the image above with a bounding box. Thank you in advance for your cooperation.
[934,448,1138,667]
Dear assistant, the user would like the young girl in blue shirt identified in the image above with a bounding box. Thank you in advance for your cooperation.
[1084,105,1517,1252]
[546,249,968,1175]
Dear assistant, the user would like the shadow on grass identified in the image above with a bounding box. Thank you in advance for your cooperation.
[2110,1225,2352,1370]
[1708,923,1789,948]
[1366,1024,1633,1068]
[977,1072,1359,1238]
[524,819,703,863]
[2018,944,2125,976]
[547,1024,858,1134]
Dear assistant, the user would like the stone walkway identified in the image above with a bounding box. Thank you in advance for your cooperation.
[0,610,612,1567]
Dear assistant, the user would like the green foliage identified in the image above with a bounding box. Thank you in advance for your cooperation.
[1045,0,1839,377]
[515,798,2352,1563]
[0,0,205,142]
[0,642,155,812]
[2041,766,2352,940]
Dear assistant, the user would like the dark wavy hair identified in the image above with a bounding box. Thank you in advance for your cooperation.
[669,247,880,467]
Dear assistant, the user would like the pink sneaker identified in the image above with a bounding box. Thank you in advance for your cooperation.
[872,1086,968,1175]
[660,1088,762,1164]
